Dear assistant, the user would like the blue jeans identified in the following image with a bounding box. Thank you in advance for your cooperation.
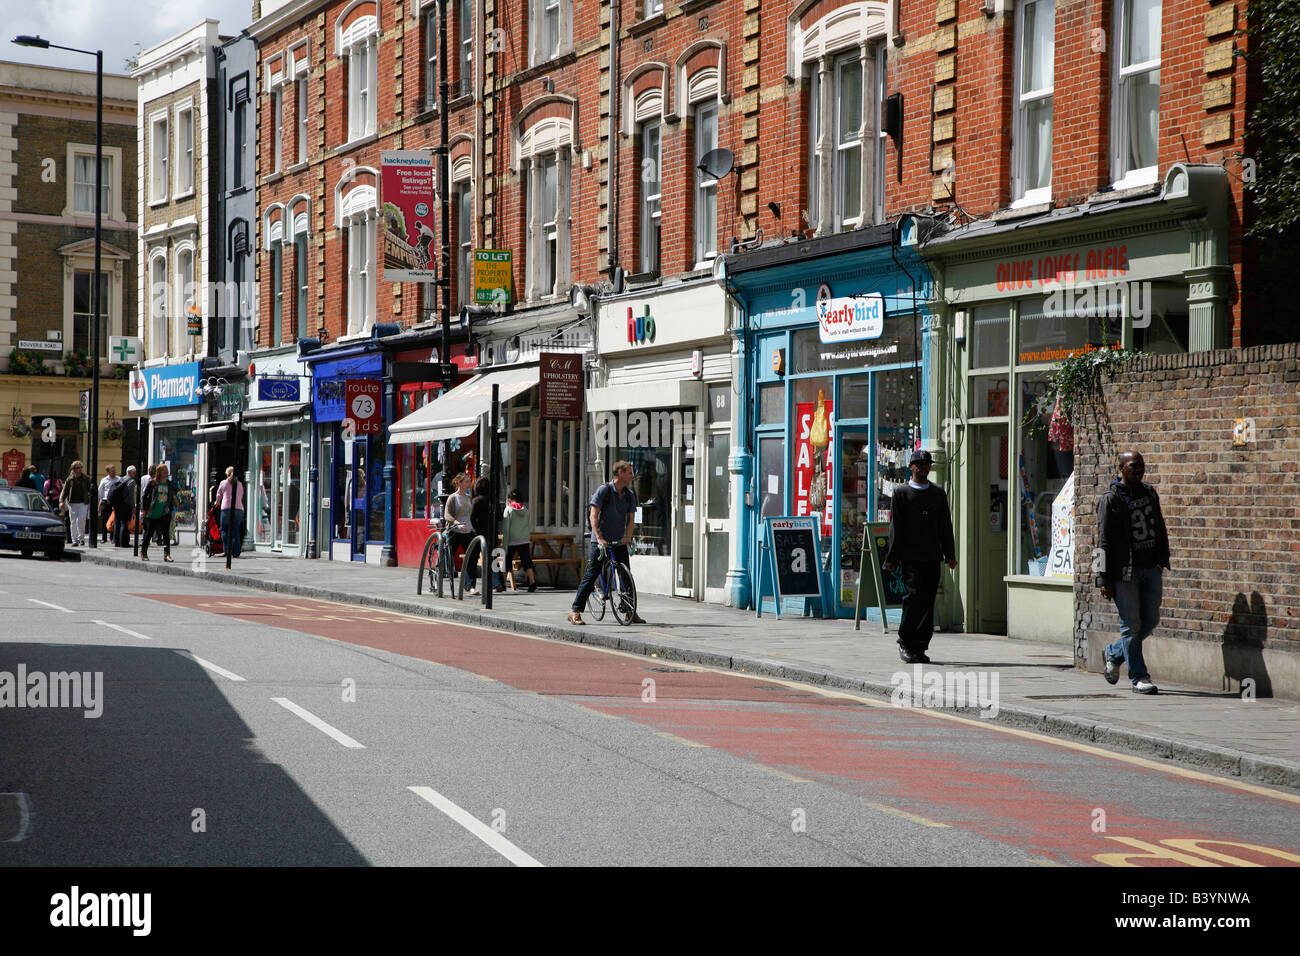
[220,508,245,558]
[1106,566,1162,684]
[572,541,630,612]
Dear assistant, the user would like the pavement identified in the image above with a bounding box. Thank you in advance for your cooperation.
[69,542,1300,792]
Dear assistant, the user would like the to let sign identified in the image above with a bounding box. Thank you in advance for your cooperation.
[539,352,583,421]
[345,379,383,434]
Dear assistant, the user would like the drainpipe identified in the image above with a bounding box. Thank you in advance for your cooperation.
[607,0,620,280]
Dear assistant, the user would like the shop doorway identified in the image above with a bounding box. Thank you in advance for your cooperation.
[702,430,731,604]
[672,443,695,598]
[972,423,1009,633]
[350,439,367,561]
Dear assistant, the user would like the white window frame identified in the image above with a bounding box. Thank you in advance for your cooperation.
[148,252,168,360]
[1111,0,1161,188]
[530,0,570,66]
[272,87,284,172]
[459,0,473,96]
[832,53,863,231]
[693,101,718,269]
[295,229,310,339]
[340,15,379,143]
[65,143,124,220]
[423,2,439,110]
[233,94,249,190]
[795,6,886,234]
[453,172,473,308]
[516,115,573,301]
[149,111,169,205]
[1012,0,1054,205]
[296,73,310,164]
[640,119,662,275]
[645,0,663,17]
[341,185,378,337]
[173,242,197,356]
[174,101,195,197]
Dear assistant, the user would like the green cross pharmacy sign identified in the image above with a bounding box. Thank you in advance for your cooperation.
[108,336,140,365]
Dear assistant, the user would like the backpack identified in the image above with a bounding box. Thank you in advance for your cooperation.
[109,476,132,509]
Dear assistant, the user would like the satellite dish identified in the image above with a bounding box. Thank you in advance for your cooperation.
[697,148,734,181]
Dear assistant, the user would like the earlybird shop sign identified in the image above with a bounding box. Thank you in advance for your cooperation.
[816,285,885,343]
[128,362,202,412]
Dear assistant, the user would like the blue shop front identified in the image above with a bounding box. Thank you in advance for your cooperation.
[304,346,387,563]
[720,225,934,618]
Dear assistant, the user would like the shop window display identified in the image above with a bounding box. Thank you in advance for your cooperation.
[616,447,672,555]
[153,427,197,533]
[1016,370,1072,576]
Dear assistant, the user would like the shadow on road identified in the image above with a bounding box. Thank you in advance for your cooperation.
[0,642,368,866]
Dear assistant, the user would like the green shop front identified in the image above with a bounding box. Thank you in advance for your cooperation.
[918,164,1231,642]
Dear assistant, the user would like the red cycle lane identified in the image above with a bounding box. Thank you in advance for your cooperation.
[143,593,1300,867]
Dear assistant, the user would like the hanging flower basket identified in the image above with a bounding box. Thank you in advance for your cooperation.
[102,421,123,442]
[9,417,30,438]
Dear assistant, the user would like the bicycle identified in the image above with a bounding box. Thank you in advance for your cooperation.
[586,543,637,625]
[417,516,460,599]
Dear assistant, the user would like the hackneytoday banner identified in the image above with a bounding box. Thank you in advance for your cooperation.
[380,150,437,283]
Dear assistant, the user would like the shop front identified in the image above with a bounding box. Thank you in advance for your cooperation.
[721,226,932,618]
[588,279,733,602]
[243,347,311,556]
[918,164,1230,642]
[130,362,204,546]
[1,374,131,492]
[389,316,593,584]
[391,344,478,567]
[304,347,387,563]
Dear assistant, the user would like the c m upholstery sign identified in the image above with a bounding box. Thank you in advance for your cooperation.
[128,363,202,412]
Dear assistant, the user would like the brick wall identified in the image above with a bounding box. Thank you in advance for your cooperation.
[1073,343,1300,699]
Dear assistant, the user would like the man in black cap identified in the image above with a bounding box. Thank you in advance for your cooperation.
[883,449,957,663]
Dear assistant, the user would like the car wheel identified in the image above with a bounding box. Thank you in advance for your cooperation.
[46,545,64,561]
[20,548,34,558]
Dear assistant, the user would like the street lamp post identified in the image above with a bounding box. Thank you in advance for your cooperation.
[12,35,103,549]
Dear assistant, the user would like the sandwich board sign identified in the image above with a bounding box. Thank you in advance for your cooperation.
[854,521,907,632]
[755,515,829,619]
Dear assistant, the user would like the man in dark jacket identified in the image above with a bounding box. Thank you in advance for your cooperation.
[1095,450,1170,694]
[884,449,957,664]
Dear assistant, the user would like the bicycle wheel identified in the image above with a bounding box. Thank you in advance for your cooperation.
[588,567,608,621]
[417,534,438,596]
[436,540,453,599]
[609,562,637,626]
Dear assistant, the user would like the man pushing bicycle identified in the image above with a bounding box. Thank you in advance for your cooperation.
[568,460,645,625]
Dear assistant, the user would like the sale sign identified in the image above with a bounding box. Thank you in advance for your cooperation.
[794,400,835,537]
[345,379,382,435]
[380,150,436,282]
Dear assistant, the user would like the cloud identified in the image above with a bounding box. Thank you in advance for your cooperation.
[3,0,255,74]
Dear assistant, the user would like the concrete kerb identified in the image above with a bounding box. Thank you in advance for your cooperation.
[73,549,1300,791]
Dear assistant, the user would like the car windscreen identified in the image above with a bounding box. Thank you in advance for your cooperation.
[0,489,50,512]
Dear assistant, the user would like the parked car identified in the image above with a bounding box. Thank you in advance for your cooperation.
[0,486,67,559]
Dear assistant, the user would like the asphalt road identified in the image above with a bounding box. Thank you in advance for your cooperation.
[2,554,1298,867]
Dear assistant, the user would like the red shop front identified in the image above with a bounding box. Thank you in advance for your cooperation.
[393,347,478,566]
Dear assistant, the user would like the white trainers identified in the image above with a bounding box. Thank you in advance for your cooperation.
[1132,679,1159,695]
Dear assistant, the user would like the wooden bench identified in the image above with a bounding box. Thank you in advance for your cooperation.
[513,532,581,588]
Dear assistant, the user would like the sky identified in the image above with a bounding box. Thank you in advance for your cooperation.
[1,0,258,76]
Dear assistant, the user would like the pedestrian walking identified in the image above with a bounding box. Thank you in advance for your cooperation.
[112,465,137,547]
[502,489,537,592]
[16,466,38,490]
[568,460,645,625]
[216,466,246,558]
[883,449,957,664]
[1095,450,1171,695]
[60,461,93,546]
[139,463,175,562]
[97,464,117,543]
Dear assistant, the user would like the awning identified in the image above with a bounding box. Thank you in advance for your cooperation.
[192,421,235,443]
[242,402,311,429]
[388,364,540,445]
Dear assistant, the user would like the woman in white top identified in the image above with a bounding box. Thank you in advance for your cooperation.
[216,466,246,558]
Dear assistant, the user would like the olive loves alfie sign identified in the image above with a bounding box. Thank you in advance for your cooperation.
[539,352,583,421]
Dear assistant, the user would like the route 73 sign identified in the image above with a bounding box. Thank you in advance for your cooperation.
[108,336,141,365]
[345,379,382,435]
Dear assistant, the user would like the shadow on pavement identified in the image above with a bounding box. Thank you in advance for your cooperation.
[0,642,368,866]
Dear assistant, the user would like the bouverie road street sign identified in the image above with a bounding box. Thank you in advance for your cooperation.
[109,336,141,365]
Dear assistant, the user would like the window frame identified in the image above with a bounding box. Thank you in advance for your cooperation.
[71,269,110,361]
[341,19,379,144]
[693,101,718,269]
[271,87,284,173]
[233,95,248,190]
[271,238,284,345]
[639,119,662,275]
[149,112,169,205]
[832,53,863,231]
[455,182,473,308]
[459,0,473,97]
[149,252,168,359]
[423,3,439,110]
[1011,0,1055,205]
[1111,0,1162,188]
[72,153,110,216]
[295,232,310,339]
[530,0,569,67]
[296,74,309,164]
[343,199,378,337]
